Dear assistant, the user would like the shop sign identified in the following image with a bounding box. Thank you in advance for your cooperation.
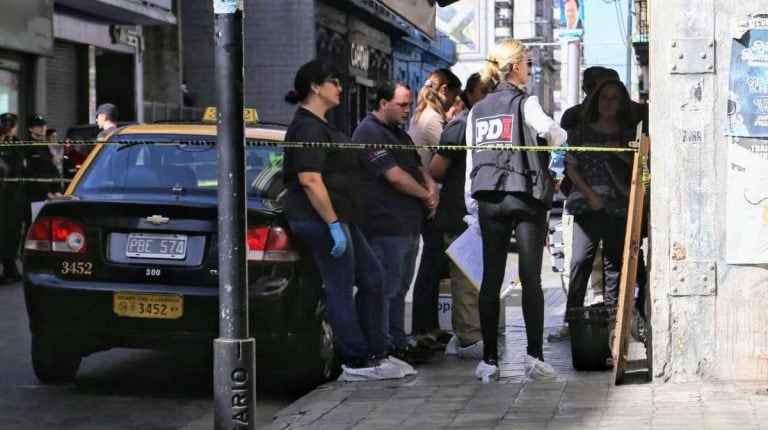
[110,25,144,50]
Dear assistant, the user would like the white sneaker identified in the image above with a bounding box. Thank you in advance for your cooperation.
[337,361,406,381]
[387,356,418,376]
[457,340,484,359]
[445,335,460,355]
[475,360,498,383]
[524,355,556,381]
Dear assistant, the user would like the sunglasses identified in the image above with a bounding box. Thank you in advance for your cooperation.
[522,59,534,67]
[325,78,340,87]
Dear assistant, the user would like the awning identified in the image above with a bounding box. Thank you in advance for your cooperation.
[55,0,176,26]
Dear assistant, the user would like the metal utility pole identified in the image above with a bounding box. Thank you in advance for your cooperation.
[519,38,582,109]
[565,38,581,107]
[625,0,633,91]
[212,1,255,429]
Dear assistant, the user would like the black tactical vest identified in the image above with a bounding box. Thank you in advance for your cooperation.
[468,82,554,208]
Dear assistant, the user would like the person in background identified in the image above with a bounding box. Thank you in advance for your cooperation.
[353,80,437,365]
[24,114,62,215]
[96,103,119,141]
[62,128,88,179]
[548,66,616,342]
[564,79,635,316]
[428,73,492,359]
[282,60,406,381]
[408,68,461,350]
[465,38,567,381]
[0,119,9,283]
[0,113,23,282]
[45,128,65,180]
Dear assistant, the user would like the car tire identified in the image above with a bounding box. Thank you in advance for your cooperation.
[310,311,338,383]
[31,335,82,384]
[276,302,338,392]
[299,301,339,384]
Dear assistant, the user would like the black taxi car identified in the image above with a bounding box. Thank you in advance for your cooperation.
[22,123,335,388]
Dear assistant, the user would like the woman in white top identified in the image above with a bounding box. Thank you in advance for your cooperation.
[464,38,567,382]
[407,69,461,347]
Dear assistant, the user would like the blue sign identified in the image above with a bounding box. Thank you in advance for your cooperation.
[726,29,768,137]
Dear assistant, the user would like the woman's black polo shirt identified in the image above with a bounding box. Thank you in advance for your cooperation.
[282,107,360,222]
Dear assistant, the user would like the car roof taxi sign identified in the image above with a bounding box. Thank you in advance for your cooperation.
[202,107,259,122]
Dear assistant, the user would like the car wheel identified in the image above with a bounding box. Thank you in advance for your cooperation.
[311,313,337,382]
[31,335,82,384]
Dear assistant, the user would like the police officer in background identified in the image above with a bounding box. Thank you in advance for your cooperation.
[0,113,24,282]
[24,114,63,222]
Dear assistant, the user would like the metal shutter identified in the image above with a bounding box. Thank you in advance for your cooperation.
[46,41,79,134]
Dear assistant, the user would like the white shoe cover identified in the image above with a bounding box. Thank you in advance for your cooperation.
[475,360,498,383]
[337,361,406,382]
[445,335,460,355]
[387,356,418,376]
[524,355,556,381]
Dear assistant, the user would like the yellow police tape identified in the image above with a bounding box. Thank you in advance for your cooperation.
[0,140,639,152]
[0,139,646,184]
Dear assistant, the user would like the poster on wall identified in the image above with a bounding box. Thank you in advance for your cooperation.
[725,28,768,137]
[725,28,768,263]
[556,0,584,39]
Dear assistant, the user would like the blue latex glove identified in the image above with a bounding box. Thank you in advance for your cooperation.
[328,221,347,257]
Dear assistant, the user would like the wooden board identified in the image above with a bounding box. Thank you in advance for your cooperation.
[612,135,650,384]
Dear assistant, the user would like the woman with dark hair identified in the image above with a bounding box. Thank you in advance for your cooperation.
[282,60,407,381]
[564,79,635,314]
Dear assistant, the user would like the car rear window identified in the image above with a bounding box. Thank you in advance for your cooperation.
[75,134,284,200]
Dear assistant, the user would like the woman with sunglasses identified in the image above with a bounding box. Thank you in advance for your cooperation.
[283,60,408,381]
[465,38,567,381]
[563,79,635,317]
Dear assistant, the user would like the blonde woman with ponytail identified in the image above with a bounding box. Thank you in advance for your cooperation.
[409,68,462,167]
[464,38,567,382]
[408,68,461,349]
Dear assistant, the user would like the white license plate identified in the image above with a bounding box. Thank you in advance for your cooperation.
[126,233,188,260]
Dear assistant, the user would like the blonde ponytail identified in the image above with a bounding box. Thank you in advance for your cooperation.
[481,38,526,84]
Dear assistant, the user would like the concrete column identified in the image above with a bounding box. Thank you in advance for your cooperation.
[650,0,768,381]
[134,26,144,123]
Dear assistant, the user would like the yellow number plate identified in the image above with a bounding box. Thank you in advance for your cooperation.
[113,292,183,319]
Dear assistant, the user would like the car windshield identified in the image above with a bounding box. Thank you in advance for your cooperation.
[75,135,284,200]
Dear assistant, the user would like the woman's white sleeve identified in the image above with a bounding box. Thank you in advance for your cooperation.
[523,96,567,147]
[464,109,478,218]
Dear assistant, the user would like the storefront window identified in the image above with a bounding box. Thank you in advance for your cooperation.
[0,69,19,114]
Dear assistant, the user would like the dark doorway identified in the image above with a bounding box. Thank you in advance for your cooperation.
[96,51,135,121]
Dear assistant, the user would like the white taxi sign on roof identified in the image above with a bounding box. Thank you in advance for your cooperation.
[202,107,259,122]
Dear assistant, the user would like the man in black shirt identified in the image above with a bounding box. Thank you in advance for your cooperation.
[354,81,438,365]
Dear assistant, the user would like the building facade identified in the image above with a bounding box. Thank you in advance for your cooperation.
[438,0,557,115]
[0,0,178,135]
[182,0,455,137]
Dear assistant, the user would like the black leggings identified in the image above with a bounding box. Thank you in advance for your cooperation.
[478,194,548,363]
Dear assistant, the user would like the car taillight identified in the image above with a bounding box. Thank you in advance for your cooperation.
[25,217,87,254]
[247,226,299,263]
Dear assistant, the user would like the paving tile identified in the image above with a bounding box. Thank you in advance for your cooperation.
[264,284,766,430]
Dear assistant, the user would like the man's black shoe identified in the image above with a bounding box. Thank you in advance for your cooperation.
[389,344,434,365]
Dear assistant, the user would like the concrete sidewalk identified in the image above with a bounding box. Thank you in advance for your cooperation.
[263,288,768,429]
